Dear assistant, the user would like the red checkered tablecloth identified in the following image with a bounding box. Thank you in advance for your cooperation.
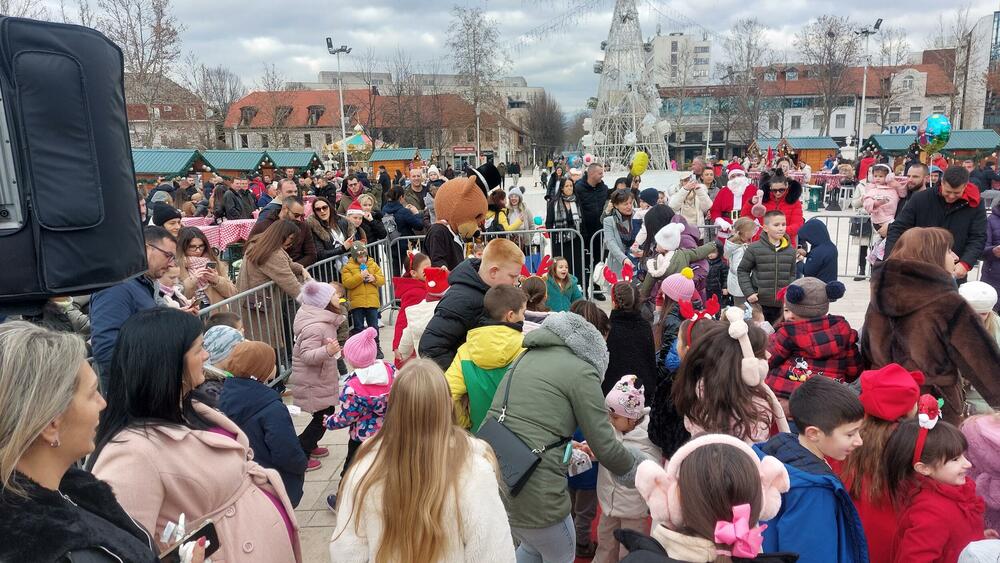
[747,171,843,191]
[200,219,257,249]
[180,216,213,227]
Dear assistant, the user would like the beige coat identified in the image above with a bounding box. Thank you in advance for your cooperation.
[178,259,237,305]
[236,245,304,349]
[91,403,301,562]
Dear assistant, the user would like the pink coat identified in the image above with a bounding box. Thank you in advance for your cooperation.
[291,304,344,413]
[963,414,1000,530]
[91,403,301,562]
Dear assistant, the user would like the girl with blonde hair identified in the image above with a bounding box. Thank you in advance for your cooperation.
[330,359,514,562]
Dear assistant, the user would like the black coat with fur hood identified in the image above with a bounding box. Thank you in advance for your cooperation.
[0,468,157,562]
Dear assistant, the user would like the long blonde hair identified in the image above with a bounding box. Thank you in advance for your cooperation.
[337,359,499,562]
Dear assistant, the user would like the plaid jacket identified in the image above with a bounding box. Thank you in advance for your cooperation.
[766,315,863,399]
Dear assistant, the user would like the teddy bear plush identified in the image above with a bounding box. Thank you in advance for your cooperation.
[422,163,500,270]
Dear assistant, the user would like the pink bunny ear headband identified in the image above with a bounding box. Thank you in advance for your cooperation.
[636,434,790,535]
[723,307,789,433]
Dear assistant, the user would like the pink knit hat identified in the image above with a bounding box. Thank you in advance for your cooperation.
[344,327,378,368]
[298,280,335,309]
[661,268,696,302]
[605,375,645,419]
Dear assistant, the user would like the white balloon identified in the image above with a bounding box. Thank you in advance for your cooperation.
[642,113,656,127]
[655,120,672,135]
[623,132,637,146]
[640,123,654,136]
[581,134,595,147]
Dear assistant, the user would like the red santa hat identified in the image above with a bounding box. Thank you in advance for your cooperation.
[346,198,364,216]
[424,267,450,298]
[727,161,745,174]
[728,167,747,178]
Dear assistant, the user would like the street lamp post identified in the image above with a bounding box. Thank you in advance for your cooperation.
[326,38,351,171]
[855,18,882,142]
[475,103,482,165]
[705,107,712,158]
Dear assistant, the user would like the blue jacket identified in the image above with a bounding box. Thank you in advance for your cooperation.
[754,433,868,563]
[382,200,425,237]
[90,275,159,376]
[218,377,308,507]
[545,274,584,312]
[798,218,838,283]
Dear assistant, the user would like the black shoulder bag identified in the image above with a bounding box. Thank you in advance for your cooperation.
[476,353,570,496]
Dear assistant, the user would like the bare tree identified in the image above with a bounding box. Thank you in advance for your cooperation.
[660,41,700,140]
[447,6,505,160]
[718,17,774,145]
[351,47,381,137]
[526,91,565,161]
[868,27,911,132]
[0,0,48,19]
[254,63,296,149]
[794,15,860,135]
[180,53,246,148]
[565,111,590,151]
[382,47,414,146]
[97,0,183,147]
[58,0,94,25]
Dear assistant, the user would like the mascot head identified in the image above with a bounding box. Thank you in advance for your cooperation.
[434,162,501,241]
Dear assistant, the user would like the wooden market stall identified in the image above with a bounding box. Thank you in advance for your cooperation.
[200,150,272,179]
[779,137,840,170]
[746,137,781,161]
[131,148,208,182]
[265,150,323,177]
[368,147,431,178]
[864,129,1000,161]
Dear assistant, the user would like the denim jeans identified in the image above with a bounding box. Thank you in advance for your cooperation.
[511,514,576,563]
[350,307,381,353]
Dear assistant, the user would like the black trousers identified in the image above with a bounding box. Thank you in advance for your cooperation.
[298,405,336,454]
[762,305,783,326]
[342,438,362,478]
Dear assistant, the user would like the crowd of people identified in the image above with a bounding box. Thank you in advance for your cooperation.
[4,150,1000,563]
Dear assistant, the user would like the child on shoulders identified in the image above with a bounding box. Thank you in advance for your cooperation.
[862,164,907,233]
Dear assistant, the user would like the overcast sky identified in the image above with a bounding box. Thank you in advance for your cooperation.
[67,0,1000,113]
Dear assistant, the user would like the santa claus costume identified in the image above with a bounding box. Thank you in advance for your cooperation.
[709,165,757,239]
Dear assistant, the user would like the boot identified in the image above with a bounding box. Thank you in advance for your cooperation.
[853,246,868,281]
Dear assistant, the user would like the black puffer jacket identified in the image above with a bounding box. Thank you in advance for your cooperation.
[574,177,610,241]
[0,469,157,563]
[306,215,350,261]
[604,309,657,401]
[885,183,988,269]
[736,236,798,308]
[420,258,491,369]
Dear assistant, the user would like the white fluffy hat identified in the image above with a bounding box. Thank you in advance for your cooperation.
[959,281,998,314]
[654,223,684,252]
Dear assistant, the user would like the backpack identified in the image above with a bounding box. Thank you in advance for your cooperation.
[382,212,400,241]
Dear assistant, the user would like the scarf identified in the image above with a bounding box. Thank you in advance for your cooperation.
[651,525,720,563]
[184,256,212,306]
[612,208,633,239]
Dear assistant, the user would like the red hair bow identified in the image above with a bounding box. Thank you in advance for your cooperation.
[679,295,720,345]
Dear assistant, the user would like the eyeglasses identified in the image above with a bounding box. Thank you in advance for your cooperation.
[188,243,205,251]
[291,212,305,220]
[314,205,329,212]
[146,243,176,263]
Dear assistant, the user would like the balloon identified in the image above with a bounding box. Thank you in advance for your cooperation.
[581,134,595,147]
[630,151,650,176]
[568,155,582,168]
[640,123,654,137]
[655,120,671,135]
[534,216,543,226]
[583,117,593,132]
[583,153,595,165]
[918,113,952,154]
[623,131,637,146]
[642,113,657,127]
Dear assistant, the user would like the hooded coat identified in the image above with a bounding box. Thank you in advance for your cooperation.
[890,477,985,563]
[981,200,1000,293]
[963,414,1000,530]
[341,256,385,309]
[420,259,491,369]
[486,312,638,529]
[797,218,838,283]
[766,315,863,399]
[445,321,525,430]
[861,258,1000,424]
[391,276,429,350]
[291,305,345,413]
[885,183,988,271]
[605,308,658,401]
[218,377,308,507]
[755,433,869,563]
[545,274,583,312]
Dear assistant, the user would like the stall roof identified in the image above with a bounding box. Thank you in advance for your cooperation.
[370,147,423,161]
[783,136,839,150]
[867,129,1000,155]
[753,138,781,150]
[418,149,432,161]
[200,150,269,172]
[132,148,201,176]
[866,134,913,155]
[266,150,321,169]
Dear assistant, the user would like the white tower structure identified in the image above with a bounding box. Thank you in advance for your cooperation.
[585,0,670,171]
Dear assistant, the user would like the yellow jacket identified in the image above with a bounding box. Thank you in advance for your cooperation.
[444,323,525,429]
[341,258,385,309]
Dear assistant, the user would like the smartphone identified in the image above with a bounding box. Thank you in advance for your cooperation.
[158,519,220,563]
[205,262,217,270]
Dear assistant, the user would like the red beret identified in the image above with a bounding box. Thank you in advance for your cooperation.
[859,364,925,422]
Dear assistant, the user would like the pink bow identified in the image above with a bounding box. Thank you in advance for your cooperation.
[713,504,766,558]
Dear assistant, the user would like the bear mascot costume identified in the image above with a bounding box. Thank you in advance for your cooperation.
[423,162,501,270]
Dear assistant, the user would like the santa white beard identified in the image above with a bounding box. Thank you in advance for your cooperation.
[728,177,751,211]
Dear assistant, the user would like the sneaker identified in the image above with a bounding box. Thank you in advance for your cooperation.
[853,275,867,281]
[305,459,322,472]
[576,541,598,558]
[327,493,337,511]
[310,447,330,458]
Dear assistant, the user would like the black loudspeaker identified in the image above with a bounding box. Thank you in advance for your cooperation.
[0,17,145,314]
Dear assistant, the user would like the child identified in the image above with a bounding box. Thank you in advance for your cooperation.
[767,277,863,412]
[204,311,244,333]
[724,217,756,309]
[705,241,730,306]
[605,282,657,401]
[754,375,868,562]
[594,375,662,563]
[396,266,448,363]
[622,433,792,561]
[963,414,1000,531]
[654,268,696,354]
[217,341,308,507]
[324,327,396,478]
[158,266,193,309]
[798,218,839,283]
[291,280,346,471]
[519,275,551,332]
[673,307,788,443]
[341,241,385,353]
[445,285,526,430]
[421,238,525,370]
[959,281,1000,415]
[390,252,430,353]
[737,210,798,325]
[862,164,908,234]
[748,300,775,336]
[641,223,715,302]
[885,404,989,563]
[545,256,583,312]
[838,364,924,563]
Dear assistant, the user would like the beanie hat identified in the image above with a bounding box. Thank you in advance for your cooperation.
[344,326,378,369]
[428,165,440,176]
[298,279,336,309]
[639,187,659,206]
[424,266,450,298]
[654,223,684,252]
[661,267,696,302]
[605,375,646,419]
[221,341,276,381]
[346,198,365,215]
[152,202,182,226]
[959,281,998,314]
[783,277,845,319]
[508,186,524,198]
[203,325,245,366]
[859,363,925,421]
[349,241,367,261]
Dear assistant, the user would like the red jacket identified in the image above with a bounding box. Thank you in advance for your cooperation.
[833,466,897,563]
[766,315,863,399]
[891,477,986,563]
[391,276,428,351]
[741,192,804,246]
[709,183,757,224]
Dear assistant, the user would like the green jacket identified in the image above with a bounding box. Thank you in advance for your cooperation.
[486,312,636,529]
[545,274,583,312]
[736,235,798,307]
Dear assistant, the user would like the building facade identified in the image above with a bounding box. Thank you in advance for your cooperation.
[650,31,712,88]
[125,74,215,149]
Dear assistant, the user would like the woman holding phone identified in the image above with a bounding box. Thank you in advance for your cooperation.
[176,227,237,308]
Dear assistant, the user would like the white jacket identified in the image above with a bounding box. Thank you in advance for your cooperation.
[668,184,712,226]
[596,418,662,519]
[395,299,437,359]
[330,437,515,562]
[723,239,748,298]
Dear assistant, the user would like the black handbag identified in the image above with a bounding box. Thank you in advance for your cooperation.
[476,353,570,496]
[849,215,873,238]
